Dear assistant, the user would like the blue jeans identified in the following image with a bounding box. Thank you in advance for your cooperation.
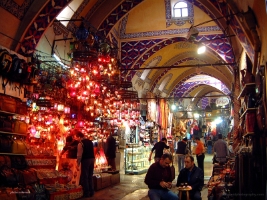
[80,158,95,197]
[207,145,212,154]
[148,189,179,200]
[177,154,185,172]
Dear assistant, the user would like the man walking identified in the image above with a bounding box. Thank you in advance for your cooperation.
[213,134,229,164]
[148,137,170,162]
[176,137,188,172]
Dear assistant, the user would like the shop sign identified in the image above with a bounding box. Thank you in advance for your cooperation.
[216,97,229,106]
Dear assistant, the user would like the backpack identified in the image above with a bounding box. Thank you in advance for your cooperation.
[0,49,13,77]
[7,54,24,82]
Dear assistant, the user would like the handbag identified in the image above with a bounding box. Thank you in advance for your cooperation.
[13,120,28,135]
[12,139,27,154]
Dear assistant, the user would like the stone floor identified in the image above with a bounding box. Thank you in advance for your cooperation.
[81,152,214,200]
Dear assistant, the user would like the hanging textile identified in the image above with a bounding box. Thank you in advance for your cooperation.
[146,92,156,122]
[233,64,241,141]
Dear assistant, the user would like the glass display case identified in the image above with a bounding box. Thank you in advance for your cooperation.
[124,144,151,175]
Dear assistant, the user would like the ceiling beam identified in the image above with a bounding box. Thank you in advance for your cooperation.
[120,62,237,71]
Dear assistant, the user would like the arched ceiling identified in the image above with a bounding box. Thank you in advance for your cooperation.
[0,0,260,109]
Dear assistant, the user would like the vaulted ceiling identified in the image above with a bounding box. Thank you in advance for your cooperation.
[0,0,262,110]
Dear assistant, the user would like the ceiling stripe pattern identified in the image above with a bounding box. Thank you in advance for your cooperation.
[204,0,254,62]
[201,97,209,109]
[119,14,221,39]
[15,0,254,68]
[122,34,233,82]
[181,82,229,97]
[18,0,69,55]
[149,57,208,92]
[98,0,144,36]
[0,0,34,20]
[121,38,163,72]
[170,71,230,97]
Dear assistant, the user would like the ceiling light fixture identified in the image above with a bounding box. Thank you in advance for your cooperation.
[197,45,206,54]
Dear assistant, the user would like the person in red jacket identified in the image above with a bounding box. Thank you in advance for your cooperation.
[194,137,205,173]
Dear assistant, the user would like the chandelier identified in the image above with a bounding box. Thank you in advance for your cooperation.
[65,23,140,131]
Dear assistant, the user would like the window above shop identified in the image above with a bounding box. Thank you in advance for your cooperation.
[173,1,188,18]
[165,0,194,27]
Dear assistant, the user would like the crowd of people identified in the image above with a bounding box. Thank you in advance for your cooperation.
[59,129,117,198]
[145,133,231,200]
[59,127,230,200]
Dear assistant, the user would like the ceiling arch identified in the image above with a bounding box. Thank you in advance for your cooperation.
[0,0,260,108]
[190,85,226,106]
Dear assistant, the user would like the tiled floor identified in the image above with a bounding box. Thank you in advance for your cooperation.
[82,152,214,200]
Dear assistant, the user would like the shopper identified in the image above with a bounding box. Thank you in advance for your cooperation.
[173,136,179,152]
[176,137,188,172]
[145,153,179,200]
[60,130,79,159]
[206,136,213,154]
[194,137,205,173]
[213,134,229,164]
[76,131,95,198]
[176,155,204,200]
[105,133,117,171]
[148,137,170,162]
[59,130,80,185]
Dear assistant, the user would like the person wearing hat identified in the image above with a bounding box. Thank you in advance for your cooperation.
[176,137,188,172]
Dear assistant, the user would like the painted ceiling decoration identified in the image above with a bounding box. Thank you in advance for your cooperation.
[0,0,259,110]
[18,0,69,55]
[0,0,33,20]
[170,71,230,97]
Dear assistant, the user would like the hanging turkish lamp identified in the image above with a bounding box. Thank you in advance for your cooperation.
[75,23,89,41]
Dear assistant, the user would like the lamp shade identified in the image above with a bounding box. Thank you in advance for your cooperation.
[75,23,89,40]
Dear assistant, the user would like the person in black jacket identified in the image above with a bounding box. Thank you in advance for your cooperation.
[105,133,117,171]
[176,137,188,172]
[145,153,179,200]
[148,137,170,162]
[76,131,95,198]
[176,155,204,200]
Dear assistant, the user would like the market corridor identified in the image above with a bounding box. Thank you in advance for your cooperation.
[81,152,213,200]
